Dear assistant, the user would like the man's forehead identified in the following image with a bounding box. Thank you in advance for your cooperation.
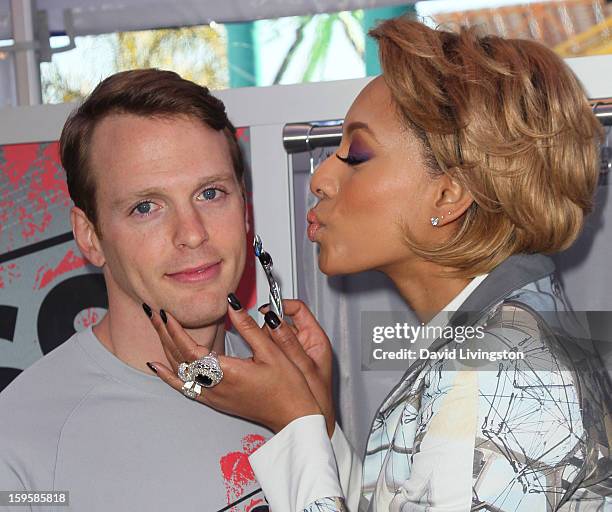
[89,113,227,152]
[89,113,234,185]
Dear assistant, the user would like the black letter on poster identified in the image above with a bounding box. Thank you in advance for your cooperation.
[38,273,107,355]
[0,305,18,342]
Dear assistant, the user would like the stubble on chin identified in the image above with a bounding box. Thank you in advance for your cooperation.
[164,302,227,330]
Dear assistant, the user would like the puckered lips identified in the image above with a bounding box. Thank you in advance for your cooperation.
[307,208,324,242]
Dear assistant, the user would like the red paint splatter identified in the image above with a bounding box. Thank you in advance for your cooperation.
[34,248,87,289]
[246,498,267,511]
[0,263,21,288]
[241,434,266,455]
[2,145,38,187]
[0,142,71,252]
[75,307,103,330]
[236,127,250,143]
[220,434,266,507]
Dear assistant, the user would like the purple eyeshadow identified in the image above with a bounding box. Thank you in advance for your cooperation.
[347,143,372,160]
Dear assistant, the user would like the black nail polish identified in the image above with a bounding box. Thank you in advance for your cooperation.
[258,302,270,312]
[142,303,152,318]
[227,293,242,311]
[264,311,281,329]
[259,251,272,267]
[146,362,157,374]
[160,309,168,324]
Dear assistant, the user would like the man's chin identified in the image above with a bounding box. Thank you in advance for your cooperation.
[166,308,226,330]
[173,319,223,331]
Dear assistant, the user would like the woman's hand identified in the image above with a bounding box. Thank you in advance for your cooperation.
[259,299,335,437]
[145,295,333,436]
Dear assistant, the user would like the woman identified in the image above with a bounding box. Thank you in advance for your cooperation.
[146,17,610,511]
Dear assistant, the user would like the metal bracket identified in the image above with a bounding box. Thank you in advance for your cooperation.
[2,9,76,62]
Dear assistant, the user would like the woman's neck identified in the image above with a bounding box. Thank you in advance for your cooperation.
[382,258,472,324]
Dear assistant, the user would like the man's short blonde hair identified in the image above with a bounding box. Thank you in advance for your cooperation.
[370,18,603,277]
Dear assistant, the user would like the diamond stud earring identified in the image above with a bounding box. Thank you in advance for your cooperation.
[431,217,440,226]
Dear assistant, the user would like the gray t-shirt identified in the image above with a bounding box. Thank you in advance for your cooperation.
[0,326,271,511]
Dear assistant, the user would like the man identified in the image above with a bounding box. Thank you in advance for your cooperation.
[0,69,270,511]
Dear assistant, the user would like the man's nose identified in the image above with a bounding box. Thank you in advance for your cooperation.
[173,206,209,249]
[310,156,340,200]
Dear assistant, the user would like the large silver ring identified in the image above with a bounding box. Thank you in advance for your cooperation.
[177,352,224,389]
[181,380,202,400]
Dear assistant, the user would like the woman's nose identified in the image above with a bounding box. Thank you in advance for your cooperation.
[310,156,339,200]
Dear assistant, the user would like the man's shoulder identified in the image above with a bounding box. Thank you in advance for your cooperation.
[1,328,103,395]
[0,329,108,442]
[0,328,111,488]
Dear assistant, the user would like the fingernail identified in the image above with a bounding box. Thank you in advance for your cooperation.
[227,293,242,311]
[264,311,281,329]
[258,303,270,312]
[259,251,272,267]
[142,303,152,318]
[160,309,168,324]
[146,362,157,374]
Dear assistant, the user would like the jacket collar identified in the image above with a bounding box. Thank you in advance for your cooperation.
[370,253,556,426]
[448,252,555,327]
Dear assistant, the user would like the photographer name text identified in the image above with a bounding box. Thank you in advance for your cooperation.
[372,347,524,362]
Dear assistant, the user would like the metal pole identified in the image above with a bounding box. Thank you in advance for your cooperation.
[0,54,17,108]
[283,99,612,153]
[10,0,41,105]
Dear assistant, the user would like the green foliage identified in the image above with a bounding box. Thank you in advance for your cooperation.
[273,10,364,84]
[40,10,366,102]
[41,25,228,104]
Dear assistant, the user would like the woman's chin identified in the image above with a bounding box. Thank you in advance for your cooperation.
[317,251,354,277]
[317,252,337,276]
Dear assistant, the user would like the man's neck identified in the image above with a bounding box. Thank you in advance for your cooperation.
[92,307,226,374]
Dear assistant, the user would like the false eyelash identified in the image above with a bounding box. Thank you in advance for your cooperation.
[336,153,368,165]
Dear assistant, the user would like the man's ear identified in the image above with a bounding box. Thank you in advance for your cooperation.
[241,184,250,234]
[71,207,105,267]
[244,201,250,234]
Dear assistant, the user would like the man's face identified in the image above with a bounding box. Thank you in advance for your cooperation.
[89,113,247,328]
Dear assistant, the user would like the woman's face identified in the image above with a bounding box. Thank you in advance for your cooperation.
[308,76,439,276]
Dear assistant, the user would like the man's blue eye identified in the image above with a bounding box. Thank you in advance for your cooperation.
[202,188,218,200]
[134,202,153,215]
[131,188,224,217]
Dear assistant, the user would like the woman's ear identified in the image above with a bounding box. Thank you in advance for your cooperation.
[430,171,473,227]
[70,207,106,267]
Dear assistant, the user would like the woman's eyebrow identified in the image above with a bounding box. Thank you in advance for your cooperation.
[344,121,380,143]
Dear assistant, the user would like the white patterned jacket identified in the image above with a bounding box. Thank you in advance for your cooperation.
[249,254,611,512]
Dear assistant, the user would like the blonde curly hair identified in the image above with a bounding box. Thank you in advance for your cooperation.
[370,17,603,277]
